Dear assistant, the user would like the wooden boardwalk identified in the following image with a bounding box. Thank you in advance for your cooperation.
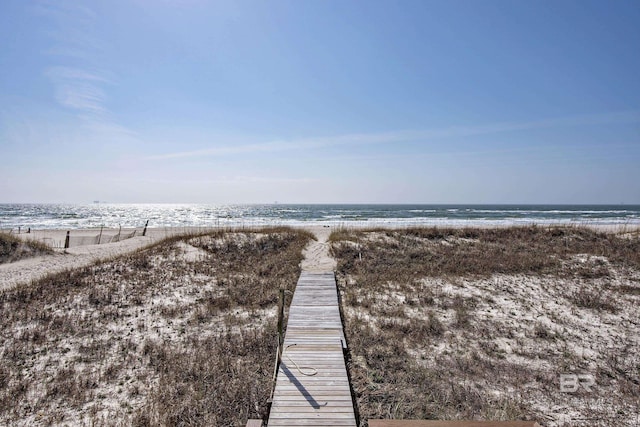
[267,271,357,427]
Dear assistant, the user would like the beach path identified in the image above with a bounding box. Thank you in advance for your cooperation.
[267,271,356,427]
[300,226,337,272]
[268,227,355,427]
[0,229,193,291]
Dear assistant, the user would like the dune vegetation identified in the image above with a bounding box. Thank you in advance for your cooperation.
[330,226,640,427]
[0,231,52,264]
[3,224,639,426]
[0,227,313,426]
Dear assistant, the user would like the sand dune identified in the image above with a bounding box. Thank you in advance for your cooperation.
[1,228,210,290]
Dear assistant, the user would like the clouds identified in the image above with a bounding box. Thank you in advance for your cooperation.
[40,1,109,117]
[2,1,638,203]
[147,110,640,161]
[45,67,109,113]
[37,0,138,145]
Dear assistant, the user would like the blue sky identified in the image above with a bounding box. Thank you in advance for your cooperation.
[1,0,639,204]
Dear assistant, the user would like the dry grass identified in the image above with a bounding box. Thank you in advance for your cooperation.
[0,227,313,426]
[331,226,640,427]
[0,231,53,264]
[331,226,640,281]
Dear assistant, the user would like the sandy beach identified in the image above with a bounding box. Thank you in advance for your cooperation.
[2,223,637,291]
[1,224,639,426]
[1,225,339,290]
[0,227,314,426]
[1,227,202,290]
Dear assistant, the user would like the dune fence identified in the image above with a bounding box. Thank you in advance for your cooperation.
[63,228,137,248]
[63,224,148,248]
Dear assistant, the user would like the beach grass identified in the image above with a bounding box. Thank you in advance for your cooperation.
[0,227,313,426]
[3,224,639,426]
[331,225,640,426]
[0,231,53,264]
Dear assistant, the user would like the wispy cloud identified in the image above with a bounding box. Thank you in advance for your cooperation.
[46,66,111,83]
[46,67,109,113]
[36,1,103,61]
[35,0,96,21]
[38,1,138,141]
[123,176,319,185]
[147,135,385,160]
[40,0,111,118]
[148,110,640,160]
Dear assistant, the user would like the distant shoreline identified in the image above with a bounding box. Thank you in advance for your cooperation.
[2,203,640,231]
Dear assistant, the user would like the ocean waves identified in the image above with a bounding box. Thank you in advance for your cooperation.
[1,204,639,230]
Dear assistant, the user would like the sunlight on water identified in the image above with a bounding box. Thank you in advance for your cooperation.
[1,204,639,230]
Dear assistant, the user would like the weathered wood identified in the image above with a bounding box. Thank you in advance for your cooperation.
[267,271,356,427]
[246,420,263,427]
[273,287,286,384]
[272,403,354,410]
[269,420,356,426]
[270,395,354,401]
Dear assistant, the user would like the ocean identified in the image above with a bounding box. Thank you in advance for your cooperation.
[1,204,639,230]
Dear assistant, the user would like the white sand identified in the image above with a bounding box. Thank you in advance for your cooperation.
[2,225,342,290]
[1,227,214,291]
[300,225,337,272]
[2,224,638,425]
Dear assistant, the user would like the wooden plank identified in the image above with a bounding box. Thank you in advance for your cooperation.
[270,413,355,419]
[287,334,342,342]
[273,389,352,396]
[277,382,350,387]
[270,395,354,401]
[270,409,354,414]
[280,341,344,346]
[269,420,355,426]
[282,378,349,387]
[271,401,354,408]
[279,363,346,369]
[279,373,349,380]
[276,378,351,385]
[282,348,344,353]
[279,377,350,384]
[278,367,348,373]
[280,355,346,361]
[276,379,351,385]
[280,347,345,353]
[285,323,343,328]
[279,361,347,372]
[284,333,343,338]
